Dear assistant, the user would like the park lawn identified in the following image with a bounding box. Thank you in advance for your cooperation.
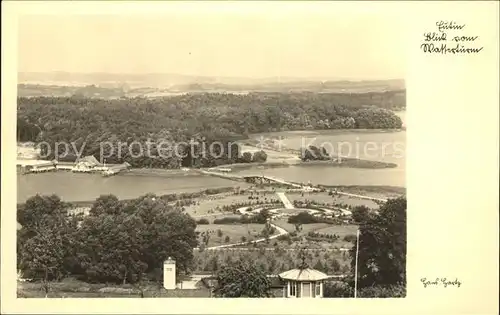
[17,279,211,298]
[185,194,279,217]
[285,192,337,204]
[285,192,379,208]
[312,224,359,248]
[335,186,406,199]
[185,194,250,216]
[196,223,274,247]
[313,224,358,237]
[272,219,331,235]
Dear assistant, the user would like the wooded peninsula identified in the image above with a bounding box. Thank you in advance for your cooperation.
[17,91,404,168]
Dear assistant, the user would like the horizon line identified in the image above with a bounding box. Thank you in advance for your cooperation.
[17,71,405,82]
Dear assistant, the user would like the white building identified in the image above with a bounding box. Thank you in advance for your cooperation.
[163,257,176,290]
[278,268,330,298]
[160,258,333,298]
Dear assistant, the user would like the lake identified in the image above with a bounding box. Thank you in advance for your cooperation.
[17,112,406,203]
[17,173,242,203]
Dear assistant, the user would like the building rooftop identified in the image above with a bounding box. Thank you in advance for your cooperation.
[76,155,101,166]
[278,268,330,281]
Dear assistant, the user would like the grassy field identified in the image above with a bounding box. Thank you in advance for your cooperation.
[312,225,358,248]
[285,192,380,208]
[17,279,211,298]
[185,189,382,220]
[272,219,331,235]
[268,220,358,249]
[325,185,406,199]
[196,223,275,247]
[314,225,358,237]
[186,194,259,217]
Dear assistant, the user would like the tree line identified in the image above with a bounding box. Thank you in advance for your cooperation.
[17,93,403,168]
[17,194,198,285]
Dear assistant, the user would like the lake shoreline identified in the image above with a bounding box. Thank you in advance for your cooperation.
[250,128,405,138]
[17,183,405,207]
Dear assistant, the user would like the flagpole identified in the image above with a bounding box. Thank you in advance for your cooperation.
[354,229,360,298]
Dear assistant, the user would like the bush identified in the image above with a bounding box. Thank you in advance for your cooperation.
[323,281,354,298]
[358,284,406,298]
[204,187,233,195]
[343,234,357,242]
[252,150,268,163]
[277,234,291,241]
[213,217,241,224]
[288,212,319,224]
[196,218,210,225]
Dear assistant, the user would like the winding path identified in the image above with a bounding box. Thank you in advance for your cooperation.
[197,191,355,250]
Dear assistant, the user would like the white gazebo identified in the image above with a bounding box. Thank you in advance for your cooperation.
[279,268,330,298]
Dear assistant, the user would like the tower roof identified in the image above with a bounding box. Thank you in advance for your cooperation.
[164,257,176,263]
[278,268,329,281]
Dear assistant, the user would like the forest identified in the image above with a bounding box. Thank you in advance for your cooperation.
[17,194,198,285]
[17,92,404,168]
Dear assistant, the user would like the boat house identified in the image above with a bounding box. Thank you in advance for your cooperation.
[73,155,102,172]
[27,160,57,173]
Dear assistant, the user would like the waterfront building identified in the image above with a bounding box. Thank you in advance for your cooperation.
[73,155,101,172]
[29,161,57,173]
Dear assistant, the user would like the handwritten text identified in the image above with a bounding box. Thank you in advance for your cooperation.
[421,277,462,288]
[421,21,483,55]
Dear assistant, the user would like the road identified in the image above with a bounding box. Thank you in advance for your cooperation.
[276,192,294,209]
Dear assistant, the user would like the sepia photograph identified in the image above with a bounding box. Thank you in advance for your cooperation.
[3,1,496,311]
[15,10,407,299]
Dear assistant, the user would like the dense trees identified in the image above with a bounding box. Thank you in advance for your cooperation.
[17,118,41,142]
[237,150,267,164]
[351,205,371,223]
[301,145,331,161]
[213,259,272,297]
[320,197,407,298]
[17,93,403,168]
[349,197,406,291]
[17,195,80,281]
[17,194,198,285]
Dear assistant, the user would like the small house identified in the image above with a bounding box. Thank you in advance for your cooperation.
[278,267,330,298]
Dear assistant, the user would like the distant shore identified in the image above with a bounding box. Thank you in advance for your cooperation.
[250,128,405,138]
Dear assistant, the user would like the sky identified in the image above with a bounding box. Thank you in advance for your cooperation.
[17,8,406,80]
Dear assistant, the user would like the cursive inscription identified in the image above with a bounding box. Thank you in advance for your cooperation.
[421,21,483,54]
[421,277,462,288]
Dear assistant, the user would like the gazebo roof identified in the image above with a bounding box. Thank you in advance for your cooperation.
[279,268,330,281]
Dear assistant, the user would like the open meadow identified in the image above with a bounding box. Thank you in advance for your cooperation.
[285,191,380,208]
[195,223,277,247]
